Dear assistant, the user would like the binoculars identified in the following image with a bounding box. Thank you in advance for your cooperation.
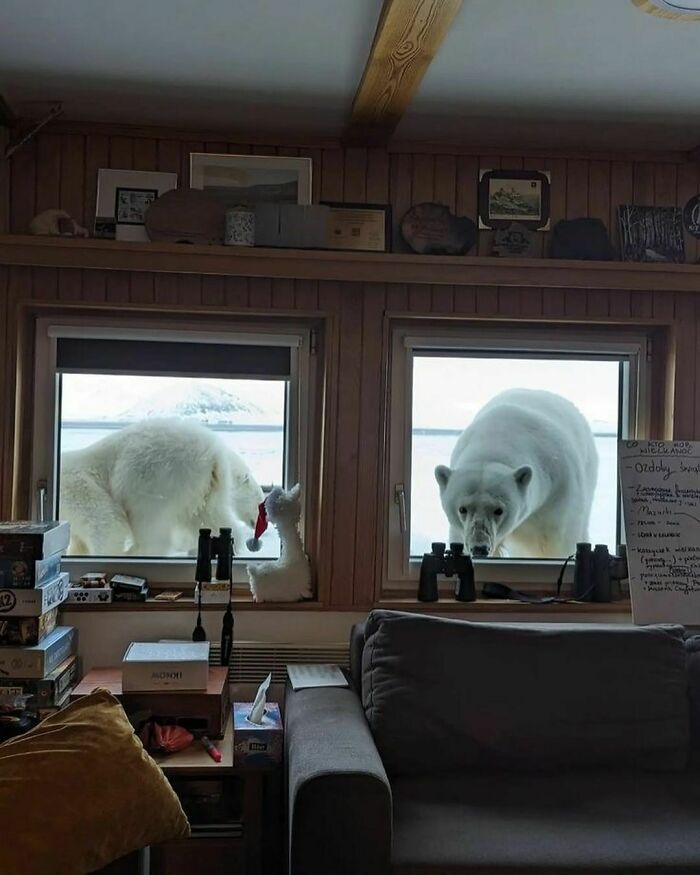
[573,543,627,602]
[195,527,234,582]
[418,542,476,603]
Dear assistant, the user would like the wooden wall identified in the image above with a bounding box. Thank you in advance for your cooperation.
[2,123,700,607]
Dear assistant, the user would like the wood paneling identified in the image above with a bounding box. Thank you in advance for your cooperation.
[3,123,700,608]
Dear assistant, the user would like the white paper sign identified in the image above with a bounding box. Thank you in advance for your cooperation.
[619,439,700,624]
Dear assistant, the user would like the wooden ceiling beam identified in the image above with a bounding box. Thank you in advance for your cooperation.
[346,0,463,145]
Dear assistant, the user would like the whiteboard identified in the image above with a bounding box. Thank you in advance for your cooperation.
[619,439,700,624]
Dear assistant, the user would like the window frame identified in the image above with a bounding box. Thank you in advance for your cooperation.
[384,322,652,591]
[32,315,318,586]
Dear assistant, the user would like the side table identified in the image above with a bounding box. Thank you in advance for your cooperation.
[151,721,281,875]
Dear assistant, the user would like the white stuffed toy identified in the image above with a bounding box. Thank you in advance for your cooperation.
[246,484,313,603]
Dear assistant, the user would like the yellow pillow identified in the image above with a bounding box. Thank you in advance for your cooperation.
[0,689,190,875]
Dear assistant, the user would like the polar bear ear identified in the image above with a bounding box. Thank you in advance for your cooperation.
[514,465,532,489]
[435,465,452,491]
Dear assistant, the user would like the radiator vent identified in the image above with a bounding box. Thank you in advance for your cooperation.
[209,640,349,685]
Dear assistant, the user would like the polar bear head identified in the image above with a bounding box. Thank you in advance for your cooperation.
[434,462,533,557]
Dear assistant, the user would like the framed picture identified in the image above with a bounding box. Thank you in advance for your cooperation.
[618,205,685,263]
[478,169,551,231]
[190,153,312,210]
[95,169,177,241]
[114,187,159,225]
[323,202,391,252]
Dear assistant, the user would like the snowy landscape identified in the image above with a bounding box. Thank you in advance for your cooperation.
[59,357,622,560]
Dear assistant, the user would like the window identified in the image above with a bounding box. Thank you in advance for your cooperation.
[32,318,317,584]
[386,324,650,587]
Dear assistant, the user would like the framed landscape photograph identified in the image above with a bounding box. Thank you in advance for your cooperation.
[95,169,177,241]
[478,169,551,230]
[190,153,312,209]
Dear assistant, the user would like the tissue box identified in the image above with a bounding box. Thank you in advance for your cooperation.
[232,702,283,766]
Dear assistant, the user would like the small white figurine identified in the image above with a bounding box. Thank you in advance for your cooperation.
[29,209,88,237]
[247,484,313,603]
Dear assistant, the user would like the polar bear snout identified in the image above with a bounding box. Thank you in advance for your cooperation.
[463,519,497,557]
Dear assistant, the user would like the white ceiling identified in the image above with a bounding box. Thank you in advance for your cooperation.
[397,0,700,150]
[0,0,380,134]
[1,0,699,150]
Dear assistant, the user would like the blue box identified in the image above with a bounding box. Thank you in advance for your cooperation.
[233,702,283,766]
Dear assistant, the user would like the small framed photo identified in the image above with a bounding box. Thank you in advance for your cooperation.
[190,153,312,209]
[114,187,159,225]
[323,202,391,252]
[478,169,551,231]
[96,169,177,241]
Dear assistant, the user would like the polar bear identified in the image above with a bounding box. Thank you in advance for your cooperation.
[435,389,598,558]
[60,418,264,556]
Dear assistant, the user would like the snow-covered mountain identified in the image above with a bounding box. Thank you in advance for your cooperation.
[61,375,284,425]
[122,383,265,424]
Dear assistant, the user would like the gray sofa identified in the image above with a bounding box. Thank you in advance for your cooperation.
[286,610,700,874]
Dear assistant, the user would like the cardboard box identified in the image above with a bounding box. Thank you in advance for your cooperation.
[72,666,230,738]
[122,641,210,692]
[0,626,77,679]
[196,582,230,604]
[0,573,68,617]
[65,586,113,605]
[254,203,330,249]
[0,521,70,560]
[0,607,58,646]
[0,655,80,707]
[232,702,283,766]
[0,552,62,588]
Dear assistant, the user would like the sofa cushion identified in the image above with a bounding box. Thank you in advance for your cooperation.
[0,690,189,875]
[362,611,689,776]
[391,771,700,873]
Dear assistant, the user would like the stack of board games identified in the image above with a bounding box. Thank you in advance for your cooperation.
[0,521,79,719]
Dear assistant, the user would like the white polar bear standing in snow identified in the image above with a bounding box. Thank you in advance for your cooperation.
[435,389,598,558]
[60,418,264,556]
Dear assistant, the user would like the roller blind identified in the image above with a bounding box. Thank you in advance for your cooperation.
[56,338,292,378]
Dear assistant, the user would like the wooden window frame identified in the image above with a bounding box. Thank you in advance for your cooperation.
[383,320,653,594]
[31,313,319,587]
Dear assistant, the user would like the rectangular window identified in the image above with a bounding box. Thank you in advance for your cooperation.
[32,319,317,585]
[386,325,650,588]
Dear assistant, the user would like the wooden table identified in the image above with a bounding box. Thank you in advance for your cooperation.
[150,721,280,875]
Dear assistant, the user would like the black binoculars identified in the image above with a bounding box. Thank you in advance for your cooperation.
[572,542,627,602]
[195,527,234,582]
[418,542,476,603]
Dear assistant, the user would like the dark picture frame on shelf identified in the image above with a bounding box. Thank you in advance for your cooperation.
[95,168,177,242]
[322,202,392,252]
[114,187,159,225]
[478,169,551,231]
[618,204,685,263]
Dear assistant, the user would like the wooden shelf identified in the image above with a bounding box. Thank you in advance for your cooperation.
[2,234,700,291]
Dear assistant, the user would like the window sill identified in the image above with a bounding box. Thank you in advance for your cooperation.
[60,595,324,612]
[377,597,632,614]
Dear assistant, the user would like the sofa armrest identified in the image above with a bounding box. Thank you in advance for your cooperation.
[286,683,392,875]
